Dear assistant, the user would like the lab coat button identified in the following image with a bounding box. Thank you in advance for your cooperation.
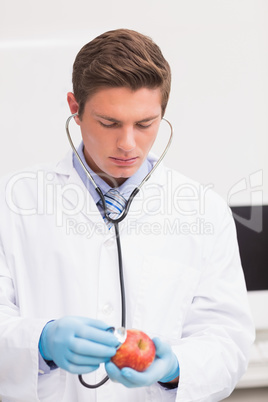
[102,303,113,315]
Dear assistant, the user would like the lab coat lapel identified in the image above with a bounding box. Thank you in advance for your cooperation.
[120,161,167,230]
[53,151,167,231]
[53,151,107,228]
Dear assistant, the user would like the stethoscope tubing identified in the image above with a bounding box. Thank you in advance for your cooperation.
[78,221,125,388]
[65,112,173,388]
[65,113,173,226]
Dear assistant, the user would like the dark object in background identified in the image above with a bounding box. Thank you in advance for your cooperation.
[231,205,268,291]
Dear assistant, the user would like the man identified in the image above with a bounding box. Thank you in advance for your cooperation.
[0,29,254,402]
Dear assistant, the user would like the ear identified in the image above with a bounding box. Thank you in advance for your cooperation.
[67,92,80,125]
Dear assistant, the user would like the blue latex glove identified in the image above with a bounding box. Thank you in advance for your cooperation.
[105,337,180,388]
[39,316,119,374]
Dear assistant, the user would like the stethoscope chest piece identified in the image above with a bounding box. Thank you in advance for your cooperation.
[107,326,127,348]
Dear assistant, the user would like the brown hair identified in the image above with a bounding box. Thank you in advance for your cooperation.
[72,29,171,118]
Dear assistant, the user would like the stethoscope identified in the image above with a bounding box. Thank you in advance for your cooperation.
[65,112,173,388]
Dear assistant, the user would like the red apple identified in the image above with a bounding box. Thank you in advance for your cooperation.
[111,329,156,372]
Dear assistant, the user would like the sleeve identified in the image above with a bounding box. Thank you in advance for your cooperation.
[0,238,48,401]
[173,203,255,402]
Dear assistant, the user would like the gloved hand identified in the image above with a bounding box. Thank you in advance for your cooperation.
[39,316,119,374]
[105,337,180,388]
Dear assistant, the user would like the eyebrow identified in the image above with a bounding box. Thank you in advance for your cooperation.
[94,113,160,124]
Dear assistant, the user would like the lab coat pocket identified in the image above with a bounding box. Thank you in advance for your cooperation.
[132,256,201,341]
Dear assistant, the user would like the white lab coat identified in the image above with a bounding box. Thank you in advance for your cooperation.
[0,151,254,402]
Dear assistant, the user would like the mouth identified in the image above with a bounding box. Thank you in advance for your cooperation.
[109,157,139,166]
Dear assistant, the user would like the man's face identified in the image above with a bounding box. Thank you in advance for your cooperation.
[71,87,162,187]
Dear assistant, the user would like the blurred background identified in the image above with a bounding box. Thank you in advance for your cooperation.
[0,1,267,400]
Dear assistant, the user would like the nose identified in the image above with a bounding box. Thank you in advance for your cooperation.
[117,126,136,152]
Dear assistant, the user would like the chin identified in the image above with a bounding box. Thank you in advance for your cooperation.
[109,167,140,186]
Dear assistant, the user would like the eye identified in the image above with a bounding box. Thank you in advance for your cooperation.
[136,122,152,129]
[99,121,118,128]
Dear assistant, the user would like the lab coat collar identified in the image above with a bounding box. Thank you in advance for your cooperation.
[54,150,166,187]
[53,150,167,231]
[54,150,105,228]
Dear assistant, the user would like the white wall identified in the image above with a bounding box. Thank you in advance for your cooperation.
[1,0,267,205]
